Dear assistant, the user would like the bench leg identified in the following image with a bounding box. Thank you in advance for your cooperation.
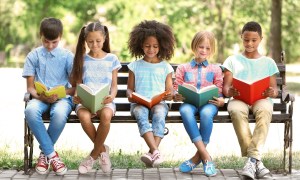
[24,120,34,175]
[283,120,292,174]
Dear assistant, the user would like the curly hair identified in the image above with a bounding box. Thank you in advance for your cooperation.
[128,20,175,61]
[242,21,262,37]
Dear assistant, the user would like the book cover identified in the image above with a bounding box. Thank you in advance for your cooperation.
[232,76,270,105]
[178,83,219,107]
[132,91,170,109]
[34,81,66,99]
[76,84,110,113]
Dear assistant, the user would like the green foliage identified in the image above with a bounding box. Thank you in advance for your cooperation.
[1,0,300,64]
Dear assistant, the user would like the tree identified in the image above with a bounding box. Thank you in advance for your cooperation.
[269,0,282,63]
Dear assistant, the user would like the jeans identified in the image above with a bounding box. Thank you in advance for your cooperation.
[179,103,218,144]
[24,97,73,156]
[130,102,169,138]
[227,99,273,160]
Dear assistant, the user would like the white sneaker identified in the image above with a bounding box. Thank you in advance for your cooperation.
[152,150,163,167]
[256,160,270,178]
[99,145,111,173]
[140,153,153,167]
[78,155,96,174]
[240,158,256,180]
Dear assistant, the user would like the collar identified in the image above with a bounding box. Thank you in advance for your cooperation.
[190,59,209,68]
[41,47,59,57]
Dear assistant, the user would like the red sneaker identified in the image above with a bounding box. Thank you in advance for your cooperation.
[48,152,67,175]
[35,152,49,174]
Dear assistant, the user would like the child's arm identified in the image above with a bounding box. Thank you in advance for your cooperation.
[126,70,135,103]
[223,70,239,97]
[103,69,118,104]
[263,74,278,98]
[163,72,173,101]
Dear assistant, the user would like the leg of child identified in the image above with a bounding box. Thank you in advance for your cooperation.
[77,108,96,143]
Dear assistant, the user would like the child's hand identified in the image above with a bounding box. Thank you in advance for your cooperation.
[73,96,81,104]
[103,95,113,104]
[173,93,185,102]
[209,97,224,107]
[227,86,240,97]
[39,93,58,104]
[163,92,173,101]
[263,87,277,98]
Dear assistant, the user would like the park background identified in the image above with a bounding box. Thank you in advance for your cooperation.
[0,0,299,170]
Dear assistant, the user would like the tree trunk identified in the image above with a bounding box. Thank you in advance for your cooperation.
[270,0,282,63]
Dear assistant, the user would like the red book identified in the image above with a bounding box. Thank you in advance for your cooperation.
[232,76,270,105]
[132,91,170,109]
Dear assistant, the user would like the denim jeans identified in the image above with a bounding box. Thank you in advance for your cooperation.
[179,103,218,144]
[227,99,273,160]
[130,102,169,138]
[24,97,73,156]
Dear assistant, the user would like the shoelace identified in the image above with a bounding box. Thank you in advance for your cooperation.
[100,153,109,165]
[49,157,64,169]
[185,160,196,169]
[82,157,94,167]
[244,162,255,173]
[204,162,214,172]
[152,152,160,161]
[38,154,48,165]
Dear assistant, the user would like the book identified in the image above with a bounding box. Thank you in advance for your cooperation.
[34,81,66,99]
[232,76,270,105]
[131,91,170,109]
[76,84,110,113]
[178,83,219,107]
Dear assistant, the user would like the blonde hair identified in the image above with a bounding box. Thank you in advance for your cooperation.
[191,31,216,59]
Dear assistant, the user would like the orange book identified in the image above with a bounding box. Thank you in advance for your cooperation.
[232,76,270,105]
[132,91,170,109]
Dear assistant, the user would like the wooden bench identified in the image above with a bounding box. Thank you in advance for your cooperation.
[23,52,295,175]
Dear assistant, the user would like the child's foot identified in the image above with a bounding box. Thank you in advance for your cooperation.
[256,160,270,178]
[98,145,111,173]
[203,160,217,177]
[240,157,256,180]
[140,153,153,167]
[35,152,50,175]
[48,152,67,175]
[78,155,96,174]
[179,159,201,173]
[152,150,163,167]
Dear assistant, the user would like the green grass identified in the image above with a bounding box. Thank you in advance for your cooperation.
[0,148,299,172]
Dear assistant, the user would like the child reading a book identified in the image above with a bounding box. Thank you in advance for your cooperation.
[126,20,175,167]
[70,21,121,174]
[22,17,74,175]
[173,31,224,177]
[222,21,279,179]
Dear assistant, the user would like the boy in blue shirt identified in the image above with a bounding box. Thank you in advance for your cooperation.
[22,17,74,175]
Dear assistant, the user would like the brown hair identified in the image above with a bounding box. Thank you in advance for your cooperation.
[40,17,63,40]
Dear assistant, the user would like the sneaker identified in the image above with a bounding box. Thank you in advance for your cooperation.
[35,152,50,175]
[140,153,153,167]
[179,159,201,173]
[203,160,217,177]
[78,155,96,174]
[48,152,67,175]
[240,158,256,180]
[99,145,111,173]
[256,160,270,178]
[152,150,163,167]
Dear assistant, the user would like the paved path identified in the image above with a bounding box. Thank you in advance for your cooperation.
[1,168,300,180]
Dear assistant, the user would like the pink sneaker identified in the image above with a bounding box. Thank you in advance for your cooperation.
[152,150,163,167]
[140,153,153,167]
[48,152,67,175]
[78,155,96,174]
[35,152,49,175]
[98,145,111,173]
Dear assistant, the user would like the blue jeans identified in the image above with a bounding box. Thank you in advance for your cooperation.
[130,102,168,138]
[179,103,218,144]
[24,97,73,156]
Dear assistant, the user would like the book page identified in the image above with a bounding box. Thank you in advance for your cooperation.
[132,92,151,102]
[78,84,94,95]
[199,85,218,93]
[182,83,198,93]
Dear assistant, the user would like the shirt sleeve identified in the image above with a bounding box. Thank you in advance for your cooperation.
[173,64,185,91]
[22,50,37,78]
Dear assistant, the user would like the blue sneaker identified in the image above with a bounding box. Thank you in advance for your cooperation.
[179,159,200,173]
[203,160,217,177]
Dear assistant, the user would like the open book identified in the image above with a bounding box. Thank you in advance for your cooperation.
[132,91,170,109]
[232,76,270,105]
[76,84,110,113]
[34,81,66,99]
[178,83,219,107]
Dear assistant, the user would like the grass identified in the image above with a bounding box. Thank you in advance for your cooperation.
[0,147,299,173]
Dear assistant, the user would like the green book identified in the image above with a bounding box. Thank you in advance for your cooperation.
[178,83,219,107]
[76,84,110,113]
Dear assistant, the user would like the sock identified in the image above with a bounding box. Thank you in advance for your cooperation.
[47,151,56,159]
[250,157,257,163]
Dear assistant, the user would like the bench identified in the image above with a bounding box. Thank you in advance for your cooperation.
[23,52,295,175]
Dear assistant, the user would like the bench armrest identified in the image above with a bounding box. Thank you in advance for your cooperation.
[281,88,295,103]
[23,92,31,102]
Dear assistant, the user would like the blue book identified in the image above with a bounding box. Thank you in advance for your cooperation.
[178,83,218,107]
